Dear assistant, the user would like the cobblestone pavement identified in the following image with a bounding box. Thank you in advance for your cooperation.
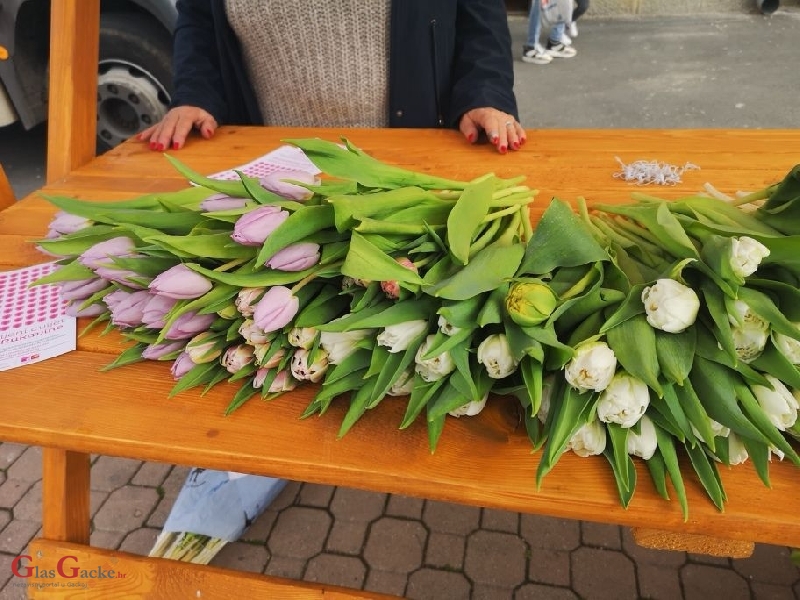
[1,444,799,599]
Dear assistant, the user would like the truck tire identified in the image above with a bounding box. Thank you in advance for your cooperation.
[97,11,173,151]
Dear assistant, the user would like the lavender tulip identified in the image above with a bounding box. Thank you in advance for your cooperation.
[266,242,320,272]
[199,193,248,212]
[239,319,269,346]
[141,294,178,329]
[141,341,185,360]
[149,264,213,300]
[164,311,216,340]
[253,369,297,392]
[78,237,138,270]
[252,286,299,333]
[65,302,106,318]
[231,206,289,246]
[221,344,255,374]
[107,290,151,329]
[46,211,92,237]
[185,332,222,364]
[93,264,147,289]
[235,288,265,317]
[59,278,108,302]
[259,171,319,201]
[171,352,197,380]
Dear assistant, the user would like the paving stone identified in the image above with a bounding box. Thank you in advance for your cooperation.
[472,584,518,599]
[6,447,41,482]
[687,552,731,566]
[160,465,192,495]
[425,532,465,570]
[269,480,301,511]
[422,500,480,535]
[527,548,571,587]
[90,529,126,550]
[732,544,799,586]
[0,508,11,531]
[636,564,683,600]
[241,509,279,543]
[0,479,34,509]
[515,584,579,600]
[406,568,471,600]
[0,519,40,555]
[0,582,27,600]
[212,541,269,573]
[93,486,159,532]
[581,521,622,550]
[330,487,387,522]
[520,515,580,552]
[146,496,176,529]
[0,471,4,486]
[364,517,426,573]
[263,555,306,580]
[751,582,796,600]
[326,520,368,555]
[620,528,686,567]
[90,456,143,492]
[0,443,27,468]
[298,483,336,507]
[571,547,637,600]
[681,563,750,600]
[386,494,424,520]
[304,553,366,589]
[10,480,40,522]
[90,490,109,518]
[465,530,527,587]
[267,506,330,559]
[118,527,159,555]
[131,461,172,487]
[481,508,519,534]
[364,570,408,598]
[0,552,17,589]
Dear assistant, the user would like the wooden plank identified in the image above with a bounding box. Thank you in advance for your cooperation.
[46,0,100,183]
[0,164,14,210]
[41,450,91,544]
[25,540,397,599]
[631,528,754,558]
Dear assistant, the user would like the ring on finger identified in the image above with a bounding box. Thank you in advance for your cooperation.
[505,121,514,127]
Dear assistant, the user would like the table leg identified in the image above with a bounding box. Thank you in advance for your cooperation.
[41,448,91,543]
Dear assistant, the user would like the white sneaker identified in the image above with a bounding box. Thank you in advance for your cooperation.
[561,33,573,47]
[546,41,577,58]
[521,44,553,65]
[569,21,579,38]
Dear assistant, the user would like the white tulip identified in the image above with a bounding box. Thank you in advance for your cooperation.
[449,392,489,418]
[727,433,749,465]
[567,419,607,457]
[438,315,462,336]
[728,300,769,363]
[414,334,456,382]
[730,236,770,278]
[376,320,429,353]
[564,340,617,393]
[319,329,370,365]
[537,376,556,424]
[290,348,328,383]
[690,418,730,444]
[387,368,415,396]
[477,334,519,379]
[239,319,269,346]
[626,415,657,460]
[752,375,799,431]
[288,327,317,349]
[641,278,700,333]
[597,372,650,428]
[772,325,800,365]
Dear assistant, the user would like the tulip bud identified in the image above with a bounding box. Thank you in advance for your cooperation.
[235,287,265,317]
[626,414,657,460]
[773,326,800,365]
[691,418,730,444]
[217,304,240,320]
[387,368,415,397]
[142,341,185,360]
[477,333,519,379]
[255,369,297,392]
[186,332,223,364]
[567,419,607,457]
[164,311,216,340]
[506,282,559,327]
[231,206,289,246]
[730,236,770,278]
[597,372,650,428]
[437,316,462,336]
[260,171,319,201]
[727,433,749,465]
[79,236,138,270]
[141,294,178,329]
[149,264,213,300]
[319,330,370,364]
[171,352,196,380]
[94,264,147,289]
[65,302,106,318]
[449,392,489,418]
[641,278,700,334]
[239,319,269,346]
[380,257,418,300]
[199,193,248,212]
[266,242,321,272]
[414,334,456,382]
[376,320,429,353]
[752,375,799,431]
[728,300,769,363]
[252,286,300,333]
[254,343,285,368]
[47,211,92,237]
[221,344,255,374]
[537,376,556,424]
[59,278,108,302]
[288,327,317,349]
[564,340,617,393]
[290,348,329,382]
[106,289,151,329]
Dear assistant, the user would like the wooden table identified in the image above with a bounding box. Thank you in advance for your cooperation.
[1,127,799,598]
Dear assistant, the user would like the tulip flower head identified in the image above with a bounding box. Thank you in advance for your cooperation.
[477,333,519,379]
[773,325,800,365]
[221,344,255,374]
[564,340,617,393]
[597,372,650,428]
[414,334,456,382]
[235,288,265,317]
[376,320,429,353]
[626,415,657,460]
[59,278,108,302]
[449,392,489,418]
[506,281,559,327]
[290,348,329,383]
[567,419,607,457]
[231,206,289,246]
[437,316,462,336]
[79,236,139,271]
[288,327,318,349]
[164,311,216,340]
[252,286,299,333]
[730,236,770,278]
[259,171,319,201]
[171,352,196,380]
[380,257,418,300]
[752,375,800,431]
[46,211,92,237]
[199,193,248,212]
[641,278,700,334]
[387,368,415,397]
[266,242,321,272]
[319,330,370,365]
[149,264,213,300]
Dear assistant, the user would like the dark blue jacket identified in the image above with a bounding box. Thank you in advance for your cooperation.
[171,0,518,129]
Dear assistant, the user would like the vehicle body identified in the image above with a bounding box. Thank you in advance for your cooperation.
[0,0,177,150]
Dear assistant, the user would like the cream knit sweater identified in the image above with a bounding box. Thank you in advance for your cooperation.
[225,0,391,127]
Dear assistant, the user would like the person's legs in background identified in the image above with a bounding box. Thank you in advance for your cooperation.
[522,0,553,65]
[546,18,577,58]
[570,0,589,37]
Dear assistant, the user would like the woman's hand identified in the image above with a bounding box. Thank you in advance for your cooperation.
[459,108,526,154]
[136,106,218,151]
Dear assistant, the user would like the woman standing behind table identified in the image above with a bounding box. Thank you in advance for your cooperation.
[139,0,525,154]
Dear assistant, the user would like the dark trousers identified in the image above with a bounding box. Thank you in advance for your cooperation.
[573,0,589,21]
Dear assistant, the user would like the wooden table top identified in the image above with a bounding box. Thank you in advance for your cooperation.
[1,127,799,547]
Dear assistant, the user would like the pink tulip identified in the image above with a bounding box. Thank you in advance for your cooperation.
[231,206,289,246]
[59,278,108,302]
[266,242,320,272]
[252,286,299,333]
[65,302,106,318]
[199,193,248,212]
[141,294,178,329]
[94,265,147,289]
[235,287,264,317]
[142,341,185,360]
[107,290,151,329]
[253,368,297,392]
[78,237,138,270]
[259,171,318,201]
[149,264,213,300]
[221,344,255,374]
[46,211,92,237]
[381,257,418,299]
[171,352,196,380]
[164,311,216,340]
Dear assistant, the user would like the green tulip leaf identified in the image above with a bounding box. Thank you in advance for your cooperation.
[654,426,688,520]
[426,242,524,300]
[255,205,335,264]
[684,442,725,511]
[645,451,670,501]
[606,314,663,397]
[341,232,423,285]
[446,177,494,265]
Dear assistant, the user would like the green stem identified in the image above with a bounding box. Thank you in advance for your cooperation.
[484,204,521,222]
[729,183,778,207]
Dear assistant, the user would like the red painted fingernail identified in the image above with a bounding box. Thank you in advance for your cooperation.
[521,137,527,145]
[467,133,476,143]
[512,141,520,150]
[149,142,157,150]
[172,142,180,150]
[499,145,507,154]
[157,143,165,151]
[491,136,499,145]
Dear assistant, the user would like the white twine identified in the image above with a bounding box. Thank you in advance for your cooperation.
[613,157,700,186]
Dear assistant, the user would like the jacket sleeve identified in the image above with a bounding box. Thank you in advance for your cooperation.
[447,0,519,127]
[170,0,229,124]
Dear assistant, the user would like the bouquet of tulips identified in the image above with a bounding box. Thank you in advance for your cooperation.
[34,139,800,525]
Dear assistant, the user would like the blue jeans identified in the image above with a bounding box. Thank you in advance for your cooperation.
[526,0,567,48]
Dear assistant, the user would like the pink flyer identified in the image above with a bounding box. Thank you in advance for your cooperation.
[0,262,77,371]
